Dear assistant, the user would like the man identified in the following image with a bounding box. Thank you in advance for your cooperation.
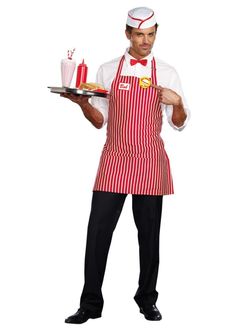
[61,7,190,324]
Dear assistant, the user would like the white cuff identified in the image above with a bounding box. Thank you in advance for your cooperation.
[164,104,190,131]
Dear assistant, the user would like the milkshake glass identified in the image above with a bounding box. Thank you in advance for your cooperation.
[61,48,76,87]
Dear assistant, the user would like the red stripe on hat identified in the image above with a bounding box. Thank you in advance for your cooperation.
[128,11,154,29]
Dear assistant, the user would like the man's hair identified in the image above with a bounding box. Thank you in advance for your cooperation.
[125,23,158,33]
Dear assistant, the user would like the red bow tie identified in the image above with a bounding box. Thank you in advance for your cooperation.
[130,59,148,66]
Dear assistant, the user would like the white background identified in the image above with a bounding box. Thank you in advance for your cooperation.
[1,0,236,329]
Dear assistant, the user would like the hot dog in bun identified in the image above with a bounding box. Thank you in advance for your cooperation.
[79,82,108,93]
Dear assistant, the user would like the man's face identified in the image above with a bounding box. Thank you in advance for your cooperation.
[125,25,157,58]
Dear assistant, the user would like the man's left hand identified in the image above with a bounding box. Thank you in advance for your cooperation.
[156,85,181,106]
[156,85,187,127]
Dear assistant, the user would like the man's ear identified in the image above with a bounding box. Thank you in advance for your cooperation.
[125,30,131,40]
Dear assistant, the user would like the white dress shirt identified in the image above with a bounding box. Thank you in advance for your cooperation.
[90,48,190,130]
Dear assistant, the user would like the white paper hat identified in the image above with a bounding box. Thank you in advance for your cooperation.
[126,7,157,29]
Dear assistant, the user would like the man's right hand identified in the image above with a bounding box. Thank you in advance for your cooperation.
[60,93,90,107]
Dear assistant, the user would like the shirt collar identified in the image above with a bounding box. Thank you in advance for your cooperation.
[124,47,153,68]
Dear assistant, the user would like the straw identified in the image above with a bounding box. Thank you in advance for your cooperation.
[67,48,76,60]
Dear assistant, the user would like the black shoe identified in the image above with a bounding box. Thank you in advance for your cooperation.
[139,304,162,321]
[65,308,102,324]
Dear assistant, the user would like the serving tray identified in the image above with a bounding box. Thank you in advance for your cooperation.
[48,86,108,98]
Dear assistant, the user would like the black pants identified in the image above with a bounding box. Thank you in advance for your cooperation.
[79,191,163,313]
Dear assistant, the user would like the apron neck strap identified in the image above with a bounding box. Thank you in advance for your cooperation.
[115,55,125,78]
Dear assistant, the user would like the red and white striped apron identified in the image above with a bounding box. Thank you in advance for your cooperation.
[93,56,174,195]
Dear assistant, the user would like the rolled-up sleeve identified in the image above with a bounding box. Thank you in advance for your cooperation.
[163,68,190,131]
[90,66,109,127]
[90,96,109,127]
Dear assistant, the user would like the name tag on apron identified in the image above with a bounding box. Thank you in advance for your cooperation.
[118,83,130,91]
